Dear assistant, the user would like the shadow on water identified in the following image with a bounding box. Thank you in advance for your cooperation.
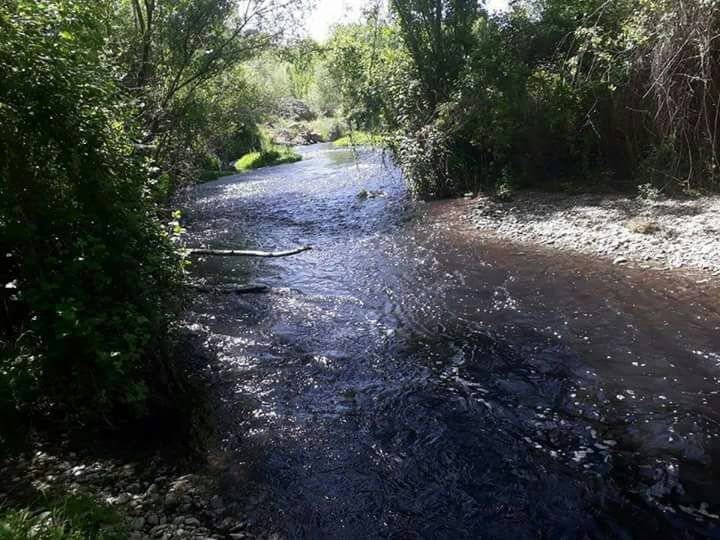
[182,143,720,539]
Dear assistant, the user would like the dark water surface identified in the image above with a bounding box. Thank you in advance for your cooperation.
[184,144,720,539]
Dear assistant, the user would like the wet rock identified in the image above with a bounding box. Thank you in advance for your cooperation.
[218,517,236,531]
[1,446,250,540]
[164,493,180,509]
[357,189,385,200]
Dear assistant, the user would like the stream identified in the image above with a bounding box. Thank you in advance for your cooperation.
[184,143,720,539]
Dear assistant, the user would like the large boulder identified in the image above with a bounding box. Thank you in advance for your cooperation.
[277,98,317,122]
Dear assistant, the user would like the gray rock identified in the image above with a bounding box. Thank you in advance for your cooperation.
[115,493,132,505]
[150,524,169,537]
[276,98,317,122]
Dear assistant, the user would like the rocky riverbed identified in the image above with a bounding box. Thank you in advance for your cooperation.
[0,446,255,540]
[469,191,720,276]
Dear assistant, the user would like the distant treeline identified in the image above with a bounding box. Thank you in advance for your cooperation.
[323,0,720,197]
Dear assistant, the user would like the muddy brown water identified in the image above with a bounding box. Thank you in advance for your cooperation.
[183,144,720,539]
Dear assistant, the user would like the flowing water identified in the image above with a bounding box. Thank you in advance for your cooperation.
[184,144,720,539]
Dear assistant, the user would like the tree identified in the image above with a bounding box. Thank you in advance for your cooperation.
[116,0,308,179]
[0,0,180,421]
[391,0,482,108]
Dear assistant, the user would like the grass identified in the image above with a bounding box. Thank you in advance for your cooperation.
[197,170,236,183]
[235,145,301,172]
[332,131,385,148]
[0,496,127,540]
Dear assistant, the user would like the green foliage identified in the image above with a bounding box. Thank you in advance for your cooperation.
[307,117,346,142]
[235,147,302,172]
[278,39,323,100]
[0,0,181,423]
[197,170,237,183]
[0,496,126,540]
[333,132,385,148]
[245,44,339,119]
[330,0,720,196]
[324,20,408,130]
[391,0,480,108]
[112,0,308,184]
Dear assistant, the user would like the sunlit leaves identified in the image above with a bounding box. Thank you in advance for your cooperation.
[0,0,181,422]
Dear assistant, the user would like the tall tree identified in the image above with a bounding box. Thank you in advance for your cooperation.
[391,0,481,108]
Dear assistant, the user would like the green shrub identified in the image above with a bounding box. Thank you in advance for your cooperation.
[197,170,237,183]
[235,146,301,172]
[0,496,127,540]
[308,117,346,142]
[324,1,720,196]
[332,132,385,148]
[0,1,181,424]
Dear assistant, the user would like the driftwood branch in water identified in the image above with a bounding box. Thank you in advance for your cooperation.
[185,246,312,258]
[186,283,270,294]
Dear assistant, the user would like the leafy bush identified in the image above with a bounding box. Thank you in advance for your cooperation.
[0,496,127,539]
[332,132,385,148]
[325,0,720,197]
[234,126,302,172]
[235,146,302,172]
[0,0,181,424]
[197,170,237,183]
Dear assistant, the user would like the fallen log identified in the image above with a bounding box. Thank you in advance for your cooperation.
[187,283,270,294]
[185,246,312,258]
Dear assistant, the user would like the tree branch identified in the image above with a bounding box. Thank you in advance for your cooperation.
[186,283,271,294]
[185,246,312,258]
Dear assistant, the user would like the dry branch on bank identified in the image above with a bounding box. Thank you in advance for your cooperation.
[184,246,312,258]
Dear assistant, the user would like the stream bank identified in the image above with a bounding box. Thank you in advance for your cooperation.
[467,190,720,277]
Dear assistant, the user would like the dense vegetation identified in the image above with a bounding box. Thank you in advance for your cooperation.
[0,495,127,539]
[3,0,717,437]
[322,0,720,197]
[0,0,306,437]
[235,145,302,172]
[1,0,718,535]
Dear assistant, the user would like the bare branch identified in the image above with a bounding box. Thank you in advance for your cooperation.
[185,246,313,257]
